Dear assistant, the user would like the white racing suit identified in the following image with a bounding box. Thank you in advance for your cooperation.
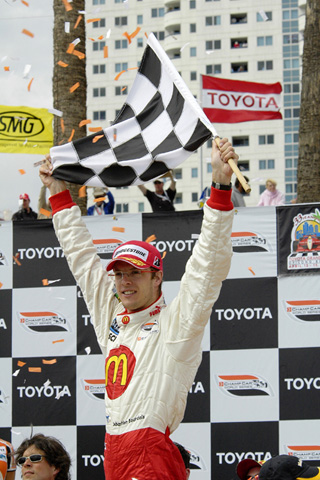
[51,188,234,480]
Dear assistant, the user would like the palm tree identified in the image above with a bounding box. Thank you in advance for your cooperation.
[53,0,87,214]
[297,0,320,203]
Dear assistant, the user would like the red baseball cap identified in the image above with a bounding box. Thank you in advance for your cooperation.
[19,193,30,200]
[237,459,263,480]
[106,240,162,271]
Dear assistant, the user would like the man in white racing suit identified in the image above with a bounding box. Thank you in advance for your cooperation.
[39,138,238,480]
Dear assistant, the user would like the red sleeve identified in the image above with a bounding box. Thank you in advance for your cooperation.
[49,190,76,215]
[206,186,233,211]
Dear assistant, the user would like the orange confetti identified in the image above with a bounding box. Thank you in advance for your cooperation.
[19,169,26,175]
[74,14,83,29]
[4,66,10,72]
[79,119,92,127]
[146,234,156,243]
[42,359,57,365]
[129,27,141,39]
[248,267,256,276]
[128,67,138,72]
[58,138,66,145]
[123,32,131,44]
[17,361,26,367]
[13,254,21,266]
[98,35,104,40]
[28,367,41,373]
[88,38,95,42]
[60,118,65,133]
[52,339,64,344]
[86,18,101,23]
[22,28,34,38]
[103,46,108,58]
[121,86,127,92]
[78,186,86,197]
[92,135,104,143]
[144,32,148,39]
[66,43,75,54]
[73,49,85,60]
[94,196,106,203]
[88,127,102,132]
[61,0,72,12]
[57,60,68,67]
[0,282,3,289]
[112,226,125,233]
[69,82,80,93]
[27,77,34,91]
[21,0,29,5]
[114,70,126,81]
[68,129,75,142]
[161,251,167,259]
[40,208,51,217]
[42,279,49,286]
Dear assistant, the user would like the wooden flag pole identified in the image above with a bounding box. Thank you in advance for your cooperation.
[214,136,251,193]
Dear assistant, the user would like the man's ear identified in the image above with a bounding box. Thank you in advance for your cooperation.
[52,466,60,478]
[154,270,163,286]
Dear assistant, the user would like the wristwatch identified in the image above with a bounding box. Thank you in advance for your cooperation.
[212,181,232,191]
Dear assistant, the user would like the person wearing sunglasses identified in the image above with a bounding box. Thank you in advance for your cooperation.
[138,170,176,212]
[39,138,238,480]
[15,434,71,480]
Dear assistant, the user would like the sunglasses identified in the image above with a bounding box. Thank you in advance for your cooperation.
[17,454,46,466]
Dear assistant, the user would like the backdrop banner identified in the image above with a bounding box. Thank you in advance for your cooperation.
[1,202,320,480]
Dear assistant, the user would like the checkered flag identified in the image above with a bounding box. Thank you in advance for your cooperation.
[50,33,215,187]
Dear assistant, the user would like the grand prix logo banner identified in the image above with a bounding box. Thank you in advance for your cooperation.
[0,106,53,154]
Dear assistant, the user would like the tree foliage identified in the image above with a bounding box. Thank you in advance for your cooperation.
[297,0,320,203]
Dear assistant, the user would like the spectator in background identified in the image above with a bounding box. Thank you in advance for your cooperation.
[259,454,320,480]
[138,171,176,212]
[87,187,115,216]
[258,179,285,206]
[237,459,262,480]
[0,438,16,480]
[12,193,37,221]
[15,433,71,480]
[231,176,250,207]
[38,185,52,219]
[174,443,191,479]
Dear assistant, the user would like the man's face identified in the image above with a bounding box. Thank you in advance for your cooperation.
[113,260,162,312]
[20,445,59,480]
[247,466,261,479]
[266,182,275,192]
[154,181,164,194]
[22,198,30,210]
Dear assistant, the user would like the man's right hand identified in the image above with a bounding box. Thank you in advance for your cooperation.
[39,155,67,196]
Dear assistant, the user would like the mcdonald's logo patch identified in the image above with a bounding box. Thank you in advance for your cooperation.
[105,345,136,399]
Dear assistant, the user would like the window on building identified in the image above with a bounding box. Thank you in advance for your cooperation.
[93,18,106,28]
[115,39,128,49]
[192,192,198,202]
[268,159,275,169]
[231,62,248,73]
[137,14,143,24]
[174,168,182,180]
[153,31,165,41]
[174,193,183,204]
[115,86,127,95]
[258,135,274,145]
[206,40,221,50]
[115,62,128,73]
[232,136,249,147]
[93,41,106,51]
[190,47,197,57]
[137,38,143,48]
[93,87,106,97]
[257,35,273,46]
[151,8,165,17]
[190,71,197,81]
[257,60,273,70]
[190,23,196,33]
[292,83,300,92]
[231,38,248,48]
[207,163,212,174]
[259,160,266,170]
[191,167,198,178]
[138,202,144,212]
[206,16,221,26]
[238,160,250,171]
[206,64,221,74]
[93,0,105,4]
[116,203,129,213]
[93,111,106,121]
[115,16,128,26]
[230,13,247,24]
[190,1,196,8]
[257,11,272,22]
[93,64,106,74]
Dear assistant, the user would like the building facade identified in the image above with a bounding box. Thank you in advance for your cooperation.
[86,0,305,212]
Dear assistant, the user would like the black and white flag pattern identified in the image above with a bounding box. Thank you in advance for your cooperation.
[50,33,216,187]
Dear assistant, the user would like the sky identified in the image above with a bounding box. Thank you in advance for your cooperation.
[0,0,54,216]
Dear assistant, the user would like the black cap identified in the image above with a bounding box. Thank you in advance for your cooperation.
[259,455,320,480]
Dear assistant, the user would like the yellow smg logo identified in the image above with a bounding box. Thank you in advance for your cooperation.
[105,345,136,399]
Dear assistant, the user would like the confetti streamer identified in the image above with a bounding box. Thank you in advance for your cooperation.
[13,254,21,266]
[88,127,102,133]
[23,64,31,78]
[61,0,72,12]
[39,208,51,217]
[114,70,126,81]
[68,129,75,142]
[72,38,81,46]
[42,279,49,286]
[27,77,34,91]
[86,18,101,23]
[78,186,86,197]
[92,134,104,143]
[57,60,69,67]
[74,15,83,29]
[21,0,29,6]
[18,360,26,367]
[69,83,80,93]
[79,119,92,127]
[145,235,156,243]
[65,22,70,33]
[97,35,104,40]
[72,49,85,59]
[13,370,20,376]
[67,43,75,54]
[18,169,26,175]
[93,196,106,203]
[0,282,3,289]
[85,347,91,355]
[52,339,64,344]
[48,108,63,117]
[42,359,57,365]
[248,267,256,276]
[60,118,65,133]
[28,367,41,373]
[4,66,10,71]
[121,86,127,92]
[103,45,108,58]
[112,226,125,233]
[22,29,34,38]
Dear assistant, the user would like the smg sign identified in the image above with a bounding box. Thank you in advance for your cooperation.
[0,110,44,138]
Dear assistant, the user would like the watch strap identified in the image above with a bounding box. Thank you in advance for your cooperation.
[212,181,232,191]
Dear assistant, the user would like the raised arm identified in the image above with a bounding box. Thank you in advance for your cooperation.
[138,184,147,195]
[39,155,67,196]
